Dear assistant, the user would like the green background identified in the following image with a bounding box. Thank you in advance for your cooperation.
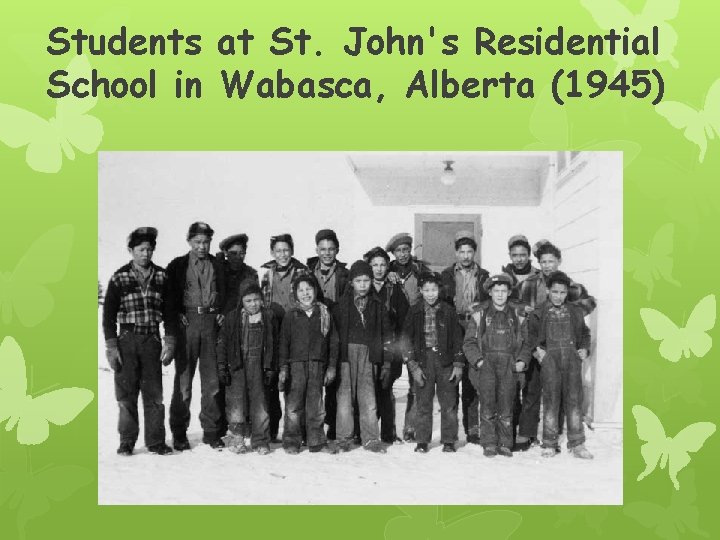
[1,0,718,538]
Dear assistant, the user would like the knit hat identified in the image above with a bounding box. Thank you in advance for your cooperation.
[187,221,214,240]
[238,279,262,301]
[386,233,412,253]
[364,246,390,264]
[483,273,514,292]
[270,233,294,251]
[127,227,158,248]
[219,234,248,252]
[315,229,339,247]
[349,260,373,281]
[508,234,531,252]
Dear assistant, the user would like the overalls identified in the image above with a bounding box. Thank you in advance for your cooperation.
[540,306,585,449]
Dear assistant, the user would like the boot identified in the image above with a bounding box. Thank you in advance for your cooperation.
[442,443,456,453]
[466,434,481,445]
[403,429,416,442]
[255,444,271,456]
[284,445,300,455]
[337,439,352,453]
[310,443,338,454]
[363,439,387,453]
[116,442,134,456]
[172,433,191,452]
[222,433,248,454]
[571,444,594,460]
[203,433,225,449]
[483,446,498,458]
[541,446,560,458]
[148,442,173,455]
[498,446,513,458]
[414,443,429,453]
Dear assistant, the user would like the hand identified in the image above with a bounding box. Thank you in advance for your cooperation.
[264,370,278,387]
[105,347,122,372]
[380,364,392,390]
[216,314,225,327]
[387,272,399,284]
[577,349,588,360]
[278,366,289,392]
[448,365,463,385]
[324,366,336,386]
[160,343,175,366]
[475,359,484,369]
[535,347,546,362]
[217,365,231,386]
[514,361,525,372]
[180,314,189,327]
[407,361,426,388]
[524,305,535,315]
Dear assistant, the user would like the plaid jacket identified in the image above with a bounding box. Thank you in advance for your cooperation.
[259,257,308,316]
[102,262,175,340]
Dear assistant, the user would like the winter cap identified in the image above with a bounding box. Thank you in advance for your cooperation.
[483,273,514,292]
[508,234,531,252]
[349,260,373,281]
[219,234,248,252]
[238,279,262,301]
[386,233,413,253]
[364,246,390,263]
[127,227,158,248]
[315,229,339,247]
[270,233,294,251]
[187,222,214,240]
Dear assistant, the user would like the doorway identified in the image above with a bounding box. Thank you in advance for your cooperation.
[414,214,483,273]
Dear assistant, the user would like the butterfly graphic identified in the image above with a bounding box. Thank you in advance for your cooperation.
[581,0,679,72]
[0,54,103,173]
[0,224,74,327]
[625,470,708,540]
[0,443,92,540]
[385,506,522,540]
[0,336,93,445]
[632,405,715,490]
[526,85,641,164]
[655,79,720,163]
[624,223,680,300]
[640,295,716,362]
[555,506,610,535]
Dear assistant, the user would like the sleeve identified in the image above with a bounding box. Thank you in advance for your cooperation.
[161,273,178,340]
[518,310,541,363]
[216,260,229,314]
[476,271,491,302]
[462,313,482,367]
[327,315,340,371]
[216,313,231,370]
[579,312,592,352]
[165,259,182,327]
[278,312,292,368]
[102,275,121,344]
[399,309,415,363]
[450,312,465,367]
[440,268,455,307]
[380,303,394,365]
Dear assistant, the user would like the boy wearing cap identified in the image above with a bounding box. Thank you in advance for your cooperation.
[439,231,490,445]
[218,233,258,310]
[365,246,410,444]
[278,274,339,454]
[103,227,176,456]
[520,271,593,459]
[216,279,278,455]
[385,233,430,441]
[514,241,596,451]
[166,222,228,451]
[306,229,349,307]
[333,260,395,453]
[463,274,526,458]
[502,235,540,290]
[260,233,308,441]
[401,273,464,453]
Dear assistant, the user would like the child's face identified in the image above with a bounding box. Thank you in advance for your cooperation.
[225,244,246,269]
[272,241,293,267]
[316,240,338,267]
[370,256,388,280]
[129,241,154,268]
[421,282,440,305]
[393,244,412,265]
[241,292,262,315]
[295,282,316,306]
[188,234,211,259]
[509,245,530,270]
[549,283,568,307]
[539,253,560,276]
[455,244,476,268]
[490,284,509,307]
[352,275,371,297]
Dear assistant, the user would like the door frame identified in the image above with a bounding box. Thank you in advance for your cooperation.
[414,213,483,272]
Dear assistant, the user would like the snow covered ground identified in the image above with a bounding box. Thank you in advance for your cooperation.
[98,365,623,506]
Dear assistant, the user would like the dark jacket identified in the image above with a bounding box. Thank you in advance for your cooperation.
[333,293,394,366]
[279,304,339,369]
[220,257,259,310]
[305,257,349,306]
[401,300,465,368]
[440,263,491,311]
[462,301,526,367]
[388,258,431,306]
[371,280,410,336]
[165,253,228,324]
[216,306,279,372]
[517,272,597,315]
[519,301,591,363]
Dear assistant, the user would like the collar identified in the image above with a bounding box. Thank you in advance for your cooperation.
[424,301,440,312]
[454,261,478,274]
[131,261,153,275]
[488,302,510,315]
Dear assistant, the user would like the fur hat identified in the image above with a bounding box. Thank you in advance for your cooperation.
[127,227,158,248]
[386,233,412,253]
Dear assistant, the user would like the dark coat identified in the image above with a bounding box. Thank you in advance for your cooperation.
[305,257,349,306]
[401,300,465,368]
[332,293,394,366]
[165,253,228,324]
[279,304,339,369]
[440,263,491,309]
[216,306,278,372]
[519,301,591,363]
[221,259,259,310]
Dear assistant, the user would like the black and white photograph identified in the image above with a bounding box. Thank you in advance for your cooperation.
[98,151,622,505]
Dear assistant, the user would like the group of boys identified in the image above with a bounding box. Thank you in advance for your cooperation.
[103,222,596,459]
